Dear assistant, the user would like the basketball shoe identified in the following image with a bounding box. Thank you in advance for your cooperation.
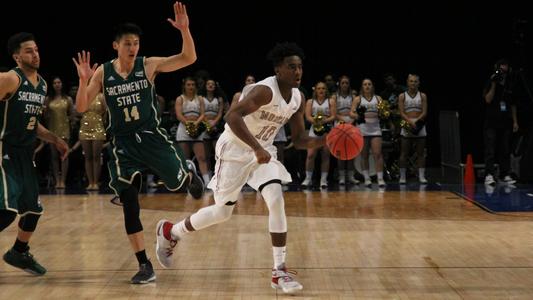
[3,247,46,275]
[271,263,303,293]
[186,160,205,199]
[156,219,178,269]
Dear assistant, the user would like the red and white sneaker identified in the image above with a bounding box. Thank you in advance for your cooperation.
[155,219,178,269]
[271,263,303,293]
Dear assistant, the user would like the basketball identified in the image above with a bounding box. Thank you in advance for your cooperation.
[326,123,363,160]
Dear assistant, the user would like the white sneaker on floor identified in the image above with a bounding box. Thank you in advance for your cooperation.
[301,177,312,187]
[399,177,406,184]
[503,175,516,185]
[419,176,428,184]
[364,179,372,187]
[320,178,328,188]
[347,177,360,185]
[155,219,178,269]
[484,174,496,185]
[338,177,345,185]
[377,178,386,187]
[271,264,303,294]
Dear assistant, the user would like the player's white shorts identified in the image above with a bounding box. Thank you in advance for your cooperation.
[207,132,292,205]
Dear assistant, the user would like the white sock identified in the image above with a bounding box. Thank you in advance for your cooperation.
[305,171,313,180]
[419,168,425,178]
[171,220,189,240]
[347,170,354,178]
[273,246,286,269]
[400,168,406,179]
[321,172,328,181]
[338,169,346,179]
[377,172,384,180]
[363,170,370,180]
[147,174,154,183]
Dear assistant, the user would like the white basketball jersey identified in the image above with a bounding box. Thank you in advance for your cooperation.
[222,76,301,148]
[403,91,422,113]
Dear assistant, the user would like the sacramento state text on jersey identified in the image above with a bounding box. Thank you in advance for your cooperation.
[18,91,45,114]
[105,79,149,107]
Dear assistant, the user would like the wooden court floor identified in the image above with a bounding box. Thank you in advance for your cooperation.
[2,189,533,299]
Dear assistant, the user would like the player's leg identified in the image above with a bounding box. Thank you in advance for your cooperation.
[3,148,46,275]
[107,140,155,284]
[260,182,303,293]
[155,140,251,268]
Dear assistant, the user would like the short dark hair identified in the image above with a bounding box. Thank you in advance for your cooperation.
[267,42,305,67]
[7,32,35,55]
[114,23,142,41]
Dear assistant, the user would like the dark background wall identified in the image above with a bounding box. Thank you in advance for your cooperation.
[1,1,531,168]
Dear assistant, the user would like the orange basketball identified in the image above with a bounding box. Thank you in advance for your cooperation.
[326,123,363,160]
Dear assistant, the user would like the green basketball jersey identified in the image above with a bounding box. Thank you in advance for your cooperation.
[102,57,160,136]
[0,68,46,146]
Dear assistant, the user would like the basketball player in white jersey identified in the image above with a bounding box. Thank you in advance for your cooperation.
[155,42,324,293]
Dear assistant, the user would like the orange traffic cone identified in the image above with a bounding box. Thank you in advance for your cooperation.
[464,154,475,201]
[464,154,475,185]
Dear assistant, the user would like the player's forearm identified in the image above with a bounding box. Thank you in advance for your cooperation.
[292,134,325,150]
[36,124,61,145]
[76,81,89,113]
[180,28,197,65]
[225,112,262,150]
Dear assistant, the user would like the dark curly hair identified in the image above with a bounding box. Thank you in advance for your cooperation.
[7,32,35,55]
[266,42,305,67]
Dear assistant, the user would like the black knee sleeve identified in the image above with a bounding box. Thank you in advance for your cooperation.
[0,210,17,232]
[120,185,143,234]
[18,213,40,232]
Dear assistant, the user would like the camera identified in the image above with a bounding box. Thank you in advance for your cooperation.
[492,68,505,82]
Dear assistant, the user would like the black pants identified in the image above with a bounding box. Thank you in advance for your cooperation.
[484,126,511,178]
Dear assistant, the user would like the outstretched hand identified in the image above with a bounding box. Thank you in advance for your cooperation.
[167,1,189,31]
[72,50,98,83]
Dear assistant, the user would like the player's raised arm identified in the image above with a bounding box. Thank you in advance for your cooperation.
[72,50,101,113]
[146,1,196,78]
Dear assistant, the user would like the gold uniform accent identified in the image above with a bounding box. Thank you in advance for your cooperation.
[79,94,106,141]
[47,97,71,140]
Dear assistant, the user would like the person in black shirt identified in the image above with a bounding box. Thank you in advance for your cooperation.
[482,58,519,185]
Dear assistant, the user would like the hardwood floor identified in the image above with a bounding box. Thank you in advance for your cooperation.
[2,190,533,299]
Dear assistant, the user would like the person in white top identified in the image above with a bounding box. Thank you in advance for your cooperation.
[334,75,359,185]
[350,78,386,187]
[301,81,336,188]
[398,74,428,184]
[155,42,325,294]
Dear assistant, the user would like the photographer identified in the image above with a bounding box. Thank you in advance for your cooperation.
[482,58,519,185]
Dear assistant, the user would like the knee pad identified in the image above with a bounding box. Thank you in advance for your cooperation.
[120,185,143,234]
[18,213,40,232]
[190,204,234,231]
[0,210,17,232]
[261,183,287,233]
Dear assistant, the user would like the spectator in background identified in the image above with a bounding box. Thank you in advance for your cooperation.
[482,58,519,185]
[44,76,76,189]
